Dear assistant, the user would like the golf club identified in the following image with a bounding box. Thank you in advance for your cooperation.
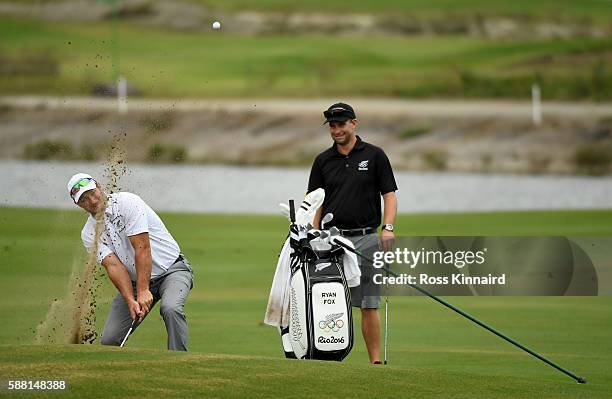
[119,318,138,348]
[329,226,340,237]
[331,239,586,384]
[307,229,321,241]
[289,200,295,223]
[321,213,333,230]
[384,268,389,365]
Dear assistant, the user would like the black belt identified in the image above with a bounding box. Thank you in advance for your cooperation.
[339,227,376,237]
[173,254,185,264]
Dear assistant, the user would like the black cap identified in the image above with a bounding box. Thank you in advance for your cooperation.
[323,102,356,124]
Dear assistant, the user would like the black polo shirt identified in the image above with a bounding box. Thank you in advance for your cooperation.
[307,136,397,229]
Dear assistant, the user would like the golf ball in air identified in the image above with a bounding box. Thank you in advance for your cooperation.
[212,21,221,30]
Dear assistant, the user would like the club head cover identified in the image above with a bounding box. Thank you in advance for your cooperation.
[295,188,325,227]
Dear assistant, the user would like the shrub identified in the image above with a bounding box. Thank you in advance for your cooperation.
[527,153,551,174]
[140,112,174,135]
[147,143,186,163]
[398,126,431,140]
[422,150,447,171]
[23,139,74,160]
[480,153,493,172]
[573,145,611,175]
[0,50,59,76]
[81,144,98,161]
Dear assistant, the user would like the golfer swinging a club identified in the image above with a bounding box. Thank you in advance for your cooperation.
[67,173,194,351]
[308,103,398,364]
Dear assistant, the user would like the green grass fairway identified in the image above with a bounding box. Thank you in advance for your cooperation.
[0,208,611,397]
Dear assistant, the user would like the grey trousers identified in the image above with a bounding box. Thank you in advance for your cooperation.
[347,233,381,309]
[100,259,193,351]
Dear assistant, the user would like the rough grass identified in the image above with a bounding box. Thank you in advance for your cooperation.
[15,0,612,21]
[0,17,611,99]
[190,0,612,22]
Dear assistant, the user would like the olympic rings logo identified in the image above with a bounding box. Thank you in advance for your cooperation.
[318,313,345,333]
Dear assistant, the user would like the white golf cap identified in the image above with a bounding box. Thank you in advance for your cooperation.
[67,173,97,203]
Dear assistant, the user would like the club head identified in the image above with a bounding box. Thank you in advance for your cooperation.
[307,230,321,241]
[321,213,334,229]
[329,227,340,236]
[310,238,332,252]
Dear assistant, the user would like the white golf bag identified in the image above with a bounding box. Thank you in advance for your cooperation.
[287,246,354,360]
[266,193,359,361]
[282,201,354,361]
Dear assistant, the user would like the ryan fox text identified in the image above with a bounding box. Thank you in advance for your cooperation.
[373,273,506,286]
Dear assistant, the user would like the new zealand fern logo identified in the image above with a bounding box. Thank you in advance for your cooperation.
[290,288,306,350]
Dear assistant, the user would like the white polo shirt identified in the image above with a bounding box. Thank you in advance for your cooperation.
[81,192,181,281]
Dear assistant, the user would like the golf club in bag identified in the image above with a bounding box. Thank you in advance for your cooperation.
[332,239,587,384]
[284,200,353,361]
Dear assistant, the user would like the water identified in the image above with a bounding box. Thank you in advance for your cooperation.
[2,160,611,213]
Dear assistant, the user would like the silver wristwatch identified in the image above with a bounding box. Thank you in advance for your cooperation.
[382,224,394,232]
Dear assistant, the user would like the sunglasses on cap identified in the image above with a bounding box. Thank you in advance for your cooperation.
[70,177,95,201]
[323,107,354,119]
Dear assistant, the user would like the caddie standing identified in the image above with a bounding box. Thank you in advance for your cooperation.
[67,173,194,351]
[307,103,398,364]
